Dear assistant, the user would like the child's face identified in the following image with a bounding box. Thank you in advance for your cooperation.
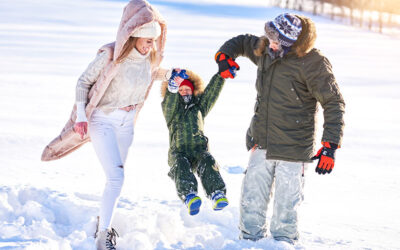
[179,85,192,96]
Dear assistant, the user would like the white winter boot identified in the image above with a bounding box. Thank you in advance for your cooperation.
[95,228,119,250]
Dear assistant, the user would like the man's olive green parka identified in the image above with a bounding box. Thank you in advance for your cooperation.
[217,15,345,162]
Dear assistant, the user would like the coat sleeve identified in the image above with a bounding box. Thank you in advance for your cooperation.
[199,73,225,117]
[75,50,110,103]
[154,68,172,81]
[303,56,345,146]
[161,90,180,126]
[217,34,261,65]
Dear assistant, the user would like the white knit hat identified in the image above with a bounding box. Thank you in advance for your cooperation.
[132,21,161,38]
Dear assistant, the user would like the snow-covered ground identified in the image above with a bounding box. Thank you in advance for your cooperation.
[1,0,400,249]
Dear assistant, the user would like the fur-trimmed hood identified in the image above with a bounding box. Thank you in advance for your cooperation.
[255,15,316,58]
[41,0,167,161]
[161,70,205,98]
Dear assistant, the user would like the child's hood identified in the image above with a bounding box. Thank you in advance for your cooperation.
[161,70,205,97]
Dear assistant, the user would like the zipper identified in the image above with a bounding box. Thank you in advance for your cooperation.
[252,55,266,145]
[264,57,281,156]
[184,103,195,115]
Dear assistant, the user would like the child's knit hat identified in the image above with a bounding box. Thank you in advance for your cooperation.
[180,79,194,93]
[264,13,302,49]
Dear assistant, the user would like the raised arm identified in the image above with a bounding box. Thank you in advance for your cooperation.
[161,85,180,126]
[133,68,172,125]
[199,73,225,117]
[217,34,261,65]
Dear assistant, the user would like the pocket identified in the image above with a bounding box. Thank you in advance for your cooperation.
[125,109,136,123]
[90,109,109,123]
[289,82,304,104]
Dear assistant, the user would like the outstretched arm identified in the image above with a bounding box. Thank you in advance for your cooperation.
[134,68,173,126]
[199,73,226,117]
[217,34,261,65]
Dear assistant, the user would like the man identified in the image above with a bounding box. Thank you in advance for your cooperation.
[215,13,345,244]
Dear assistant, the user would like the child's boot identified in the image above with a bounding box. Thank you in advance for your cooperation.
[212,192,229,211]
[185,193,202,215]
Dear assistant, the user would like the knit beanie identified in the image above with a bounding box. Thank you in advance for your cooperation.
[180,79,194,93]
[264,13,302,49]
[132,21,161,38]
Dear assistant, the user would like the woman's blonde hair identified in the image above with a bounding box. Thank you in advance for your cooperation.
[116,37,158,64]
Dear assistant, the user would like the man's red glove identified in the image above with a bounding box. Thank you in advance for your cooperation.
[311,142,339,175]
[215,52,240,79]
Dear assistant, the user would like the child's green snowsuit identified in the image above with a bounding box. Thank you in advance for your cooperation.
[161,72,226,201]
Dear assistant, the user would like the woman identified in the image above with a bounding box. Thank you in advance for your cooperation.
[41,1,168,249]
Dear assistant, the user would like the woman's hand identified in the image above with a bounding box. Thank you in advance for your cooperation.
[74,122,88,139]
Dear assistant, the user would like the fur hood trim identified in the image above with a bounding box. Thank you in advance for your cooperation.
[254,15,316,58]
[161,70,205,97]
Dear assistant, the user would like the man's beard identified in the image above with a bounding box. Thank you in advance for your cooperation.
[183,95,192,103]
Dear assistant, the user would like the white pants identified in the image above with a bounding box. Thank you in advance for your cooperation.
[89,108,135,231]
[239,148,306,243]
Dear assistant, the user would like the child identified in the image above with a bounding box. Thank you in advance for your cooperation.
[161,68,236,215]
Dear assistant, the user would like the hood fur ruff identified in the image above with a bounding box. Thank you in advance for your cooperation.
[255,15,316,58]
[161,70,205,98]
[41,0,166,161]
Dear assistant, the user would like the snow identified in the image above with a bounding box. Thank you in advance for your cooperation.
[0,0,400,249]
